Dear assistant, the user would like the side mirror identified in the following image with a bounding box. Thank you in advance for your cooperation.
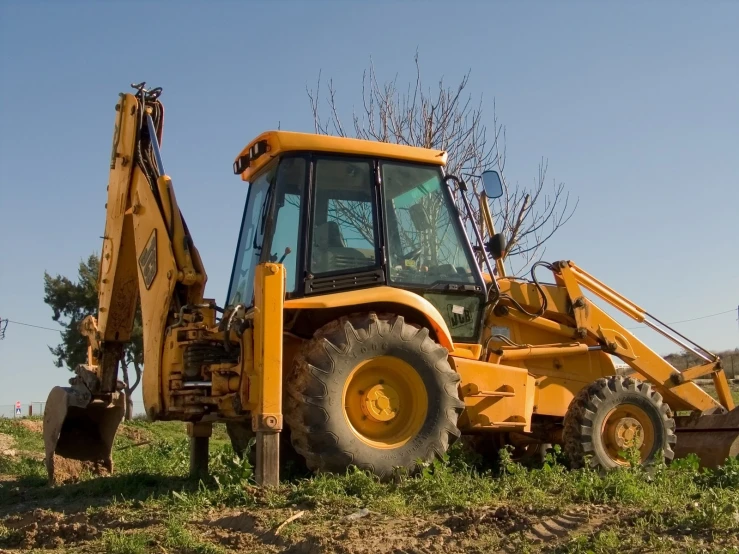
[486,233,507,260]
[482,170,503,199]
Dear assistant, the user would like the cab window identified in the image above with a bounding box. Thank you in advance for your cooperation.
[310,157,378,275]
[267,157,306,294]
[227,164,276,306]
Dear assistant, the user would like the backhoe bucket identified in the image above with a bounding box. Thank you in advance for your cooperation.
[43,385,126,484]
[674,408,739,469]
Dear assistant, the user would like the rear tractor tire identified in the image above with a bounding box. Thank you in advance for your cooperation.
[562,375,676,471]
[284,313,465,481]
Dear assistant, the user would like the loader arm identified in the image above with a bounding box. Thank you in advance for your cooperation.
[43,84,208,481]
[491,259,739,468]
[493,261,730,415]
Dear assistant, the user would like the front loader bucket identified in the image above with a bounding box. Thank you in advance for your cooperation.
[674,408,739,469]
[43,385,126,484]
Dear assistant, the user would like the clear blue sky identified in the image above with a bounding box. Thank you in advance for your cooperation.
[1,1,737,408]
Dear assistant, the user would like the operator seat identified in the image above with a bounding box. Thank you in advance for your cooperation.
[314,221,346,248]
[312,220,371,272]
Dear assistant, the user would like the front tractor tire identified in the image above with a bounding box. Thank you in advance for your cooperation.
[284,313,464,481]
[562,375,676,471]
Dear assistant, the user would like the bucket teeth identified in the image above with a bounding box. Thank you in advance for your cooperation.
[43,385,126,484]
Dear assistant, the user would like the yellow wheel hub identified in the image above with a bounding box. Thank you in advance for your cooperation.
[362,384,400,422]
[613,417,644,449]
[343,356,428,449]
[601,405,654,465]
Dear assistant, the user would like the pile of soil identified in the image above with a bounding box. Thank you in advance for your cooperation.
[49,455,110,485]
[18,420,43,433]
[117,425,151,443]
[0,433,15,456]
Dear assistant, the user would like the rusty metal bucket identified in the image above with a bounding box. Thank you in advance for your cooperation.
[43,385,126,484]
[673,407,739,469]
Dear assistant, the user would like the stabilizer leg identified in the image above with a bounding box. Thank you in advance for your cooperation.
[255,430,280,487]
[187,422,212,479]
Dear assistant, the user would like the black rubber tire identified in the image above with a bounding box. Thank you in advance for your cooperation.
[284,312,464,481]
[225,421,308,479]
[562,375,676,471]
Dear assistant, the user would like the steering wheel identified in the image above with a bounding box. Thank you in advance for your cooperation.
[402,247,423,263]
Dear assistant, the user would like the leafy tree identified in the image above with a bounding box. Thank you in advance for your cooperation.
[43,254,143,419]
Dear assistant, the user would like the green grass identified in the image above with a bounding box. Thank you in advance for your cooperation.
[2,417,739,553]
[163,513,227,554]
[0,417,44,452]
[0,417,47,481]
[102,529,151,554]
[124,418,231,447]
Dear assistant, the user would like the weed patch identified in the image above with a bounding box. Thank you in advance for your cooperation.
[102,529,151,554]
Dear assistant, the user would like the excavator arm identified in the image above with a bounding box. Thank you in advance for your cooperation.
[43,84,208,482]
[93,84,207,409]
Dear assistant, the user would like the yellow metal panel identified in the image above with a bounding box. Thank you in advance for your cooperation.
[533,376,585,417]
[154,175,207,298]
[455,358,534,432]
[504,309,578,339]
[132,168,179,418]
[498,343,590,361]
[240,327,254,410]
[97,93,140,341]
[451,344,482,360]
[712,370,735,411]
[566,262,646,322]
[681,362,721,381]
[251,263,285,428]
[497,278,573,320]
[284,286,454,351]
[484,307,618,418]
[236,130,448,182]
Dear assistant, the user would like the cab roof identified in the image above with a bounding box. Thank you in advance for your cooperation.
[234,130,448,182]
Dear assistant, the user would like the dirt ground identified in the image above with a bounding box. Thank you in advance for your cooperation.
[2,415,738,553]
[0,503,622,553]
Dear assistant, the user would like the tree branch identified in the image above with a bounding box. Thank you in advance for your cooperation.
[305,53,578,277]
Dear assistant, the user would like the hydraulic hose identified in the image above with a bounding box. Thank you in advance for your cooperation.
[499,261,555,318]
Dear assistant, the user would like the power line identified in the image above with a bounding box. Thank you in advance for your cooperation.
[626,309,735,330]
[2,308,736,337]
[2,319,62,334]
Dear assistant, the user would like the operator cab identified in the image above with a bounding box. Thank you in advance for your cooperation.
[227,131,488,342]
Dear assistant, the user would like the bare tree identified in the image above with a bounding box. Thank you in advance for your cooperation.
[306,52,578,276]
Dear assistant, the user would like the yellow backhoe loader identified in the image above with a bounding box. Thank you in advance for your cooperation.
[43,83,739,486]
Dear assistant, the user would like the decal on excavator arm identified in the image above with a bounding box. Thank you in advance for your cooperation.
[139,229,158,290]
